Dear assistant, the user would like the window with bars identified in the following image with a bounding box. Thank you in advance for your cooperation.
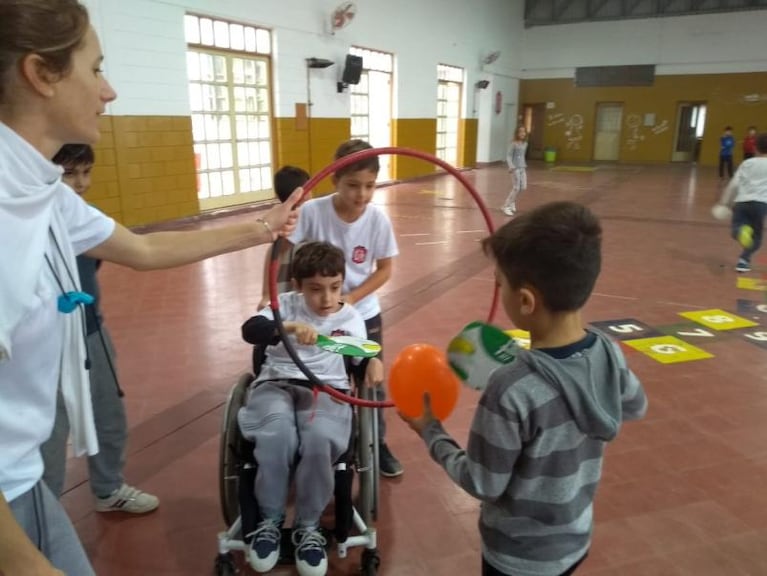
[349,46,392,143]
[184,14,274,208]
[436,64,463,166]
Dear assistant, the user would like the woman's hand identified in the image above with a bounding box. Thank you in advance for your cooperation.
[260,187,304,240]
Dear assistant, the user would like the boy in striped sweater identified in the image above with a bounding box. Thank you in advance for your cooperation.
[402,201,647,576]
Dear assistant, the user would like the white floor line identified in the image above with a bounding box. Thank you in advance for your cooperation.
[591,292,640,301]
[656,301,708,309]
[415,240,448,246]
[399,233,431,237]
[455,229,485,234]
[593,292,709,309]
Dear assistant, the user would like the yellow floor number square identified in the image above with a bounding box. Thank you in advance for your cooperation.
[679,309,758,331]
[736,277,766,291]
[624,335,713,364]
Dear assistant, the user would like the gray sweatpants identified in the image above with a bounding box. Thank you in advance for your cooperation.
[237,380,352,527]
[9,481,95,575]
[41,328,126,499]
[504,167,527,208]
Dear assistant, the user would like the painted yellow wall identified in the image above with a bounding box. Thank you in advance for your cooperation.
[459,119,478,168]
[88,112,477,227]
[391,119,438,179]
[272,117,350,196]
[90,115,199,226]
[520,72,767,166]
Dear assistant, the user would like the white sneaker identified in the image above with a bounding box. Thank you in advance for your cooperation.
[293,526,328,576]
[95,483,159,514]
[247,518,282,573]
[502,205,515,216]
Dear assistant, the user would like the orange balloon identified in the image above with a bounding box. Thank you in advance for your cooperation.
[389,343,460,420]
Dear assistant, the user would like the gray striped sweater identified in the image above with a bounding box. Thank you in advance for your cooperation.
[422,330,647,575]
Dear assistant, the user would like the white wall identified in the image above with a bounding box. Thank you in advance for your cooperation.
[84,0,525,161]
[521,10,767,78]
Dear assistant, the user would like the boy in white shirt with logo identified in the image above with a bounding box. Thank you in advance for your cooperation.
[283,139,402,477]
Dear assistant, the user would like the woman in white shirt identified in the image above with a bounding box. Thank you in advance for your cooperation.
[0,1,300,574]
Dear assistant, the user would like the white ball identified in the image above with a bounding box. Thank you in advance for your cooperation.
[711,204,731,221]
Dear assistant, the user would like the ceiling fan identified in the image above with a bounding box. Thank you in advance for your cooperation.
[331,1,357,34]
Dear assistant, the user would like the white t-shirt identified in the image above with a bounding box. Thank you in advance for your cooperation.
[0,186,114,501]
[732,157,767,204]
[288,195,398,320]
[255,291,367,390]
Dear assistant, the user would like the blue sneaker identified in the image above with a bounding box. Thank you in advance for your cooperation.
[293,526,327,576]
[247,518,281,573]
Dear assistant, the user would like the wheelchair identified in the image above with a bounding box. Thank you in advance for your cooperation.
[214,345,381,575]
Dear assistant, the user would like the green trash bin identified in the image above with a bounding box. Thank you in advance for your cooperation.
[544,148,557,163]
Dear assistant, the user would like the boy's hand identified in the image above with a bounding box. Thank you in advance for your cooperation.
[294,324,318,345]
[285,322,318,345]
[398,393,438,435]
[363,357,384,388]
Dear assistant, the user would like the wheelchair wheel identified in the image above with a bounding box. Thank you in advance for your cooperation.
[219,374,252,527]
[355,384,378,524]
[213,552,238,575]
[360,548,380,575]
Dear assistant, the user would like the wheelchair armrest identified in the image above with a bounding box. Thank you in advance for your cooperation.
[252,344,267,376]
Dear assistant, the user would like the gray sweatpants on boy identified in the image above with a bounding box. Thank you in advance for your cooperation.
[237,380,352,526]
[9,481,95,575]
[41,328,126,498]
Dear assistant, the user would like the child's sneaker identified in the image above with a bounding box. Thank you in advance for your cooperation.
[738,225,754,249]
[378,442,403,478]
[502,205,515,216]
[95,484,159,514]
[293,526,327,576]
[735,258,751,273]
[248,518,282,573]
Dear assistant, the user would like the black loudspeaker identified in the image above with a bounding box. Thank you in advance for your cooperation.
[341,54,363,85]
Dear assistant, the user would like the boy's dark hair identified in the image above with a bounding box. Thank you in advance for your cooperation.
[334,139,379,179]
[482,201,602,312]
[756,133,767,154]
[291,241,346,285]
[724,126,733,131]
[52,144,94,167]
[273,165,310,202]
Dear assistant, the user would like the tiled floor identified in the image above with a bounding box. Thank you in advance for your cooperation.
[60,161,767,575]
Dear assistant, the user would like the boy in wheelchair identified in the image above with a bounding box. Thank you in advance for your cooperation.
[238,241,383,576]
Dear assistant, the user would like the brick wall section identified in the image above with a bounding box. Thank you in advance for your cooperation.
[90,117,123,221]
[92,116,198,226]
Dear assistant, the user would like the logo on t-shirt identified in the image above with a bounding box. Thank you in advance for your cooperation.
[331,329,349,337]
[351,245,367,264]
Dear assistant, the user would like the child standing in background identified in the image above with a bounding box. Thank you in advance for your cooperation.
[502,126,528,216]
[41,144,159,514]
[743,126,758,161]
[720,126,735,179]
